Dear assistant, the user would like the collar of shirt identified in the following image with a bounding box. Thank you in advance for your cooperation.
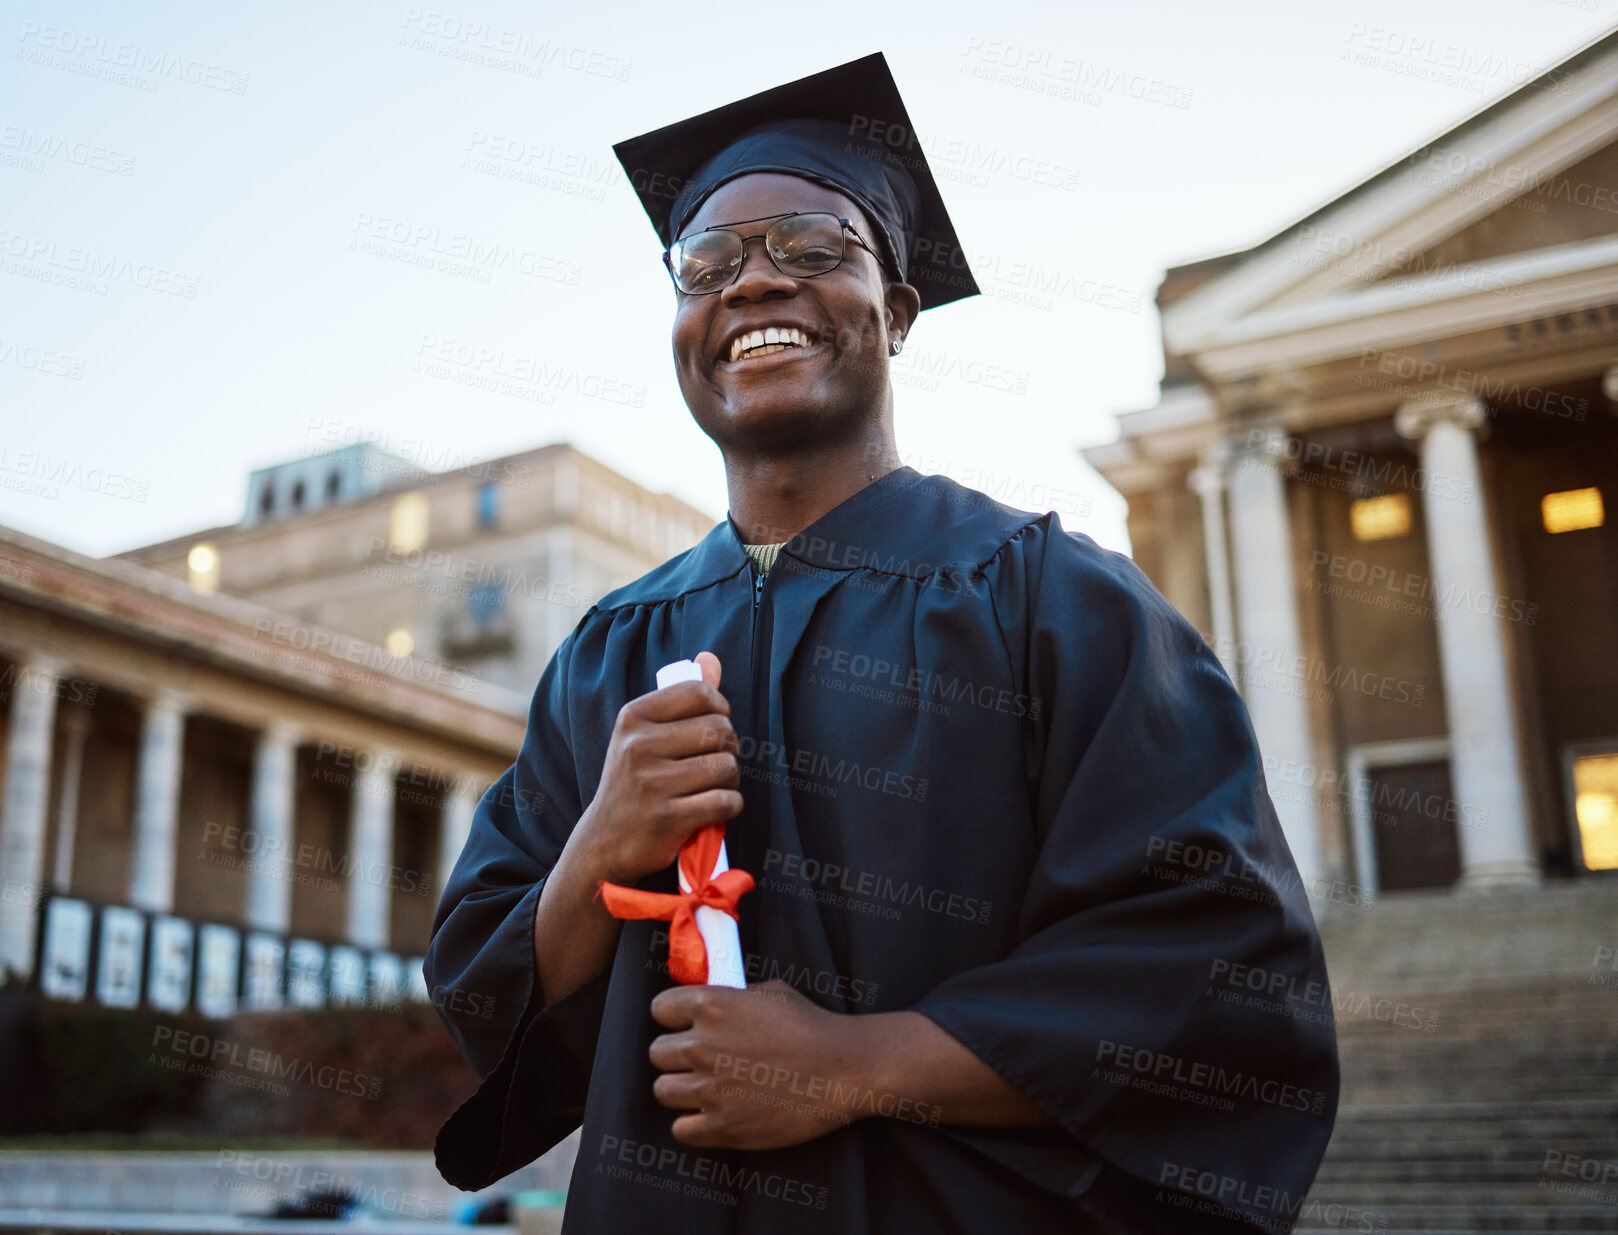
[741,542,784,576]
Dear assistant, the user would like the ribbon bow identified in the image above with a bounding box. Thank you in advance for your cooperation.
[596,824,754,985]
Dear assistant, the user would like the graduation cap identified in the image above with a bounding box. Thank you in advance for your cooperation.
[613,52,979,311]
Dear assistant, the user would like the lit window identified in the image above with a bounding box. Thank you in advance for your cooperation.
[1350,493,1411,542]
[389,492,430,553]
[385,628,415,658]
[1573,752,1618,871]
[1542,487,1604,534]
[477,481,498,529]
[187,542,220,594]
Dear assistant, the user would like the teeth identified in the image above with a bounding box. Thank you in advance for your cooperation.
[727,326,811,363]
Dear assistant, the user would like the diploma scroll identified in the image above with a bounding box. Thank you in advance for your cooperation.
[596,659,752,988]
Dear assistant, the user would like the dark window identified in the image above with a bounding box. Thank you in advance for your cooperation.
[326,471,341,498]
[290,480,306,509]
[259,487,274,515]
[476,481,498,529]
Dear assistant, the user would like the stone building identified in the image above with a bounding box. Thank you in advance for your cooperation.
[1084,30,1618,902]
[0,442,712,1014]
[119,441,714,698]
[0,525,522,1012]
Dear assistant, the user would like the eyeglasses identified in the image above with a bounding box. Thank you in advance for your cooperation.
[664,211,886,296]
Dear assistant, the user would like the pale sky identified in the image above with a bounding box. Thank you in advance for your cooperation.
[2,0,1608,559]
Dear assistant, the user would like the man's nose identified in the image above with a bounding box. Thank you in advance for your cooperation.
[722,235,796,302]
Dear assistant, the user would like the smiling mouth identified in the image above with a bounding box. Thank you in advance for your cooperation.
[724,326,816,365]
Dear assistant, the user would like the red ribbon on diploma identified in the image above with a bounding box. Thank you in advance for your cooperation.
[596,824,755,985]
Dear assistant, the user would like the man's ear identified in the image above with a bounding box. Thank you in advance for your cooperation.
[883,282,922,349]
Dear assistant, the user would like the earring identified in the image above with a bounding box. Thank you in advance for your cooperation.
[891,340,902,355]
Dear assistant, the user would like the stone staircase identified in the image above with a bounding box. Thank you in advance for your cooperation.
[1297,879,1618,1233]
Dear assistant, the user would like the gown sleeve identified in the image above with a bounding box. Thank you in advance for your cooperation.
[423,626,612,1190]
[910,515,1340,1233]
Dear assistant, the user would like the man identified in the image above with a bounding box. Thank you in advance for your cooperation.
[426,53,1339,1233]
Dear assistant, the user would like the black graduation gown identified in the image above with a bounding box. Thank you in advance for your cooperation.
[425,467,1340,1234]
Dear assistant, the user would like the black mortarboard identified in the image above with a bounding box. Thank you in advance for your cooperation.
[613,53,979,311]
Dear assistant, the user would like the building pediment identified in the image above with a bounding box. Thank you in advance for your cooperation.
[1162,30,1618,375]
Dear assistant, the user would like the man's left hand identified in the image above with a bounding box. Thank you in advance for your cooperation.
[648,980,874,1150]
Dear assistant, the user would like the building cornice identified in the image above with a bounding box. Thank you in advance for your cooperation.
[0,525,528,752]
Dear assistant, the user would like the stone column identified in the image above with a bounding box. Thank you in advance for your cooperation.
[1396,394,1537,888]
[1226,428,1325,893]
[345,749,396,950]
[49,705,92,892]
[437,778,478,900]
[0,655,64,979]
[1189,442,1237,682]
[128,689,189,913]
[244,721,300,933]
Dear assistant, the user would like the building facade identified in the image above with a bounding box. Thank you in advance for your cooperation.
[120,442,714,698]
[0,525,526,1014]
[1085,32,1618,904]
[0,442,714,1016]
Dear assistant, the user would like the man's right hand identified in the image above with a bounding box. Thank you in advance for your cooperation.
[578,650,743,887]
